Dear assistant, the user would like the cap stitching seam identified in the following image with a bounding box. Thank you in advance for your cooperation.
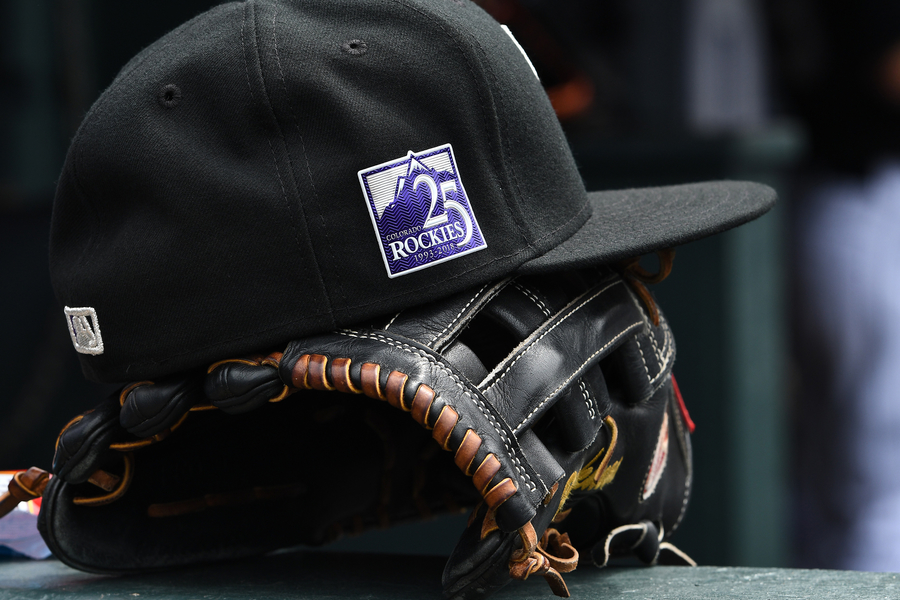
[258,5,335,324]
[240,3,337,326]
[462,21,532,249]
[391,0,530,248]
[246,8,305,273]
[270,5,348,310]
[242,8,296,271]
[530,195,592,248]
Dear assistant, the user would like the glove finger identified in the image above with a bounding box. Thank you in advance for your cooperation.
[549,370,608,453]
[53,393,127,483]
[441,504,522,600]
[119,375,204,437]
[204,354,289,414]
[438,274,639,598]
[442,427,583,600]
[604,305,675,406]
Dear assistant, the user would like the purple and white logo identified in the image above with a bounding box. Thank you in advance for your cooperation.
[358,144,487,278]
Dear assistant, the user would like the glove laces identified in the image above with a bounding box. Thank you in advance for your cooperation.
[618,249,675,326]
[509,521,579,597]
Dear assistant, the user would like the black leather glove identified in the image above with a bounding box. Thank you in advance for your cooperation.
[21,267,693,599]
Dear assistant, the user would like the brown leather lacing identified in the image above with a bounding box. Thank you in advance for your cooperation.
[72,453,135,507]
[617,249,675,326]
[509,522,579,597]
[0,468,50,519]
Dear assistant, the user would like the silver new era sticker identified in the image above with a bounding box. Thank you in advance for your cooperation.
[64,306,104,355]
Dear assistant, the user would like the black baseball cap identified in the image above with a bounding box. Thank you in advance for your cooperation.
[50,0,775,383]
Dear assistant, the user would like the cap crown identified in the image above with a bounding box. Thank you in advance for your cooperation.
[50,0,588,382]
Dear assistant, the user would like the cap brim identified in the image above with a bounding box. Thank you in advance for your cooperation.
[518,180,776,273]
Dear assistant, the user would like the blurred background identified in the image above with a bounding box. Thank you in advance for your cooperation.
[2,0,899,573]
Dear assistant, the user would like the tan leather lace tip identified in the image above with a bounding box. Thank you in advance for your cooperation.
[543,481,559,506]
[509,524,578,598]
[618,249,675,327]
[551,508,572,524]
[88,469,121,492]
[467,501,484,528]
[261,352,283,368]
[626,279,660,326]
[510,522,539,564]
[480,506,500,540]
[621,249,675,284]
[74,453,134,506]
[0,467,50,519]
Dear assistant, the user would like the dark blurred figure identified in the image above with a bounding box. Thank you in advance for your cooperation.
[768,0,900,571]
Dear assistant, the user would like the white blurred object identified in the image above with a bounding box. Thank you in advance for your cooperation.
[794,161,900,571]
[686,0,768,132]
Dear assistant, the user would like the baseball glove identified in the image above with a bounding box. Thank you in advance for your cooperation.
[1,263,694,599]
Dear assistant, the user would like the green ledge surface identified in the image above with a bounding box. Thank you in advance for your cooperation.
[1,553,898,599]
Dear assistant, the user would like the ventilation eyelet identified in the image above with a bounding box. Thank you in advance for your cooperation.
[158,84,182,108]
[341,39,368,56]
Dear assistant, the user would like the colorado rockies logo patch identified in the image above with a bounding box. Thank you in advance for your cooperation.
[358,144,487,278]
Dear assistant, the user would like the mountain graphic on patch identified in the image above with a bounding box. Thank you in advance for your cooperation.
[358,144,487,278]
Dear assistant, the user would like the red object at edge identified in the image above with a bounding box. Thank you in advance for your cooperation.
[671,374,696,434]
